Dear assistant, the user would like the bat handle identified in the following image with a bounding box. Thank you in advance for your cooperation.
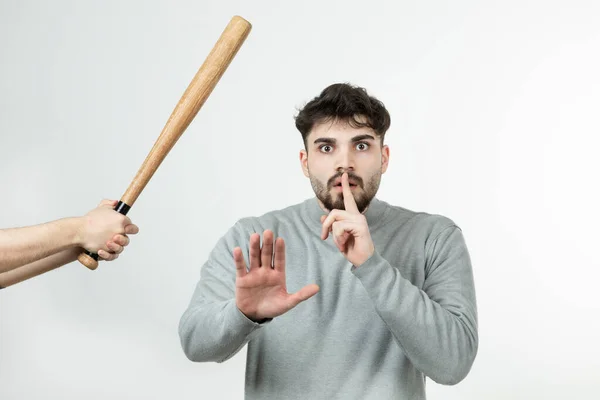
[77,201,132,270]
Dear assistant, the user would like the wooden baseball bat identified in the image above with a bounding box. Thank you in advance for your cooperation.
[78,15,252,270]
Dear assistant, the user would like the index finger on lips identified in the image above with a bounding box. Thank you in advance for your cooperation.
[341,173,359,213]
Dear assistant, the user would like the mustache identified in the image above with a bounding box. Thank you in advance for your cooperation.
[328,172,363,188]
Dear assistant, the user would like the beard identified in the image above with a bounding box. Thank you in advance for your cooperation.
[309,170,381,213]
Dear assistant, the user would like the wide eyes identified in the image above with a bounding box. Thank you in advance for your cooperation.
[356,142,369,151]
[318,142,370,153]
[319,144,334,153]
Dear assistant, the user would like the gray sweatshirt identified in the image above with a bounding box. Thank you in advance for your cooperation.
[179,197,478,399]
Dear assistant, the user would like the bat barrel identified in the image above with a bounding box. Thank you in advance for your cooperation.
[77,15,252,271]
[121,15,252,207]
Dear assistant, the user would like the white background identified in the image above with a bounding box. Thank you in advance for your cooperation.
[1,0,599,399]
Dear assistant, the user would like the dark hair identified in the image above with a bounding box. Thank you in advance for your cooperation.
[295,83,391,148]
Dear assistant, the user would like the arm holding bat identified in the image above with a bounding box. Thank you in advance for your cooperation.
[0,15,252,284]
[0,199,138,288]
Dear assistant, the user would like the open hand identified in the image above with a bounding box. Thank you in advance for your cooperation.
[234,230,319,322]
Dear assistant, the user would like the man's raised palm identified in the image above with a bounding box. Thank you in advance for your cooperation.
[234,230,319,322]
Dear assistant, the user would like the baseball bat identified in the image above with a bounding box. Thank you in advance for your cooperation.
[78,15,252,270]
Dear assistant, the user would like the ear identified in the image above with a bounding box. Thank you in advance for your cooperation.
[381,145,390,174]
[300,149,310,177]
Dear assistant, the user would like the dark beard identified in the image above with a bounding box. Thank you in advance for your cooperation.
[310,170,381,213]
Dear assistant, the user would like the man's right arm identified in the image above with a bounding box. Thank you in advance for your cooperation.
[178,222,268,363]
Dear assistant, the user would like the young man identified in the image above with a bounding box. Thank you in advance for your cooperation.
[0,199,139,287]
[179,83,478,399]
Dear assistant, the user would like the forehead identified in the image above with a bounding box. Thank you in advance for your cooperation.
[307,119,376,142]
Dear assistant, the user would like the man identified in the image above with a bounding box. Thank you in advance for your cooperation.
[179,83,478,399]
[0,199,139,287]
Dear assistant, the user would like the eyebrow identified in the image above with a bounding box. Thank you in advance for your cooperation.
[313,134,376,145]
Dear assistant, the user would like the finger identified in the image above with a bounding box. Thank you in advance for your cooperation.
[106,241,124,254]
[333,220,353,239]
[333,234,343,252]
[124,224,139,235]
[332,222,348,248]
[249,233,261,270]
[261,230,274,268]
[273,237,286,272]
[320,215,333,236]
[112,234,130,247]
[287,284,320,309]
[233,247,247,278]
[99,199,118,208]
[122,215,132,227]
[321,224,329,241]
[98,249,119,261]
[321,211,336,240]
[321,210,346,240]
[341,172,359,213]
[335,220,355,251]
[333,231,347,252]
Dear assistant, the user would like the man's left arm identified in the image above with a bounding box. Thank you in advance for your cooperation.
[321,173,478,384]
[352,224,478,385]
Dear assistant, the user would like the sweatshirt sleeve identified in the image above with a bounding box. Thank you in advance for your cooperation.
[178,221,269,363]
[351,224,478,385]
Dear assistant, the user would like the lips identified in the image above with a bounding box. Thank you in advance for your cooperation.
[328,172,362,190]
[332,180,358,188]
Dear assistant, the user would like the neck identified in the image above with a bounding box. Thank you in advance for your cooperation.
[316,198,369,215]
[304,196,387,230]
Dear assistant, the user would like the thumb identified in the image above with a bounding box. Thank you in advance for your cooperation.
[124,224,140,235]
[98,199,118,208]
[287,284,320,309]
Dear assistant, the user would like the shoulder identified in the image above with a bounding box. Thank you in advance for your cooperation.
[232,201,307,234]
[378,199,460,238]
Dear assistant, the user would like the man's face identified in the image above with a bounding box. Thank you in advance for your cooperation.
[300,119,389,213]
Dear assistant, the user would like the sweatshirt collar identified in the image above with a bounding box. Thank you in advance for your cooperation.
[302,196,388,230]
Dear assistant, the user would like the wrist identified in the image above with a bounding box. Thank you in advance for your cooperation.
[354,247,375,268]
[68,217,86,247]
[238,306,258,322]
[236,303,265,323]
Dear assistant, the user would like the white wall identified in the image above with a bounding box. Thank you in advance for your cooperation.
[1,0,599,399]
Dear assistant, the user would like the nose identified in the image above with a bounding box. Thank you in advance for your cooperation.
[335,148,355,172]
